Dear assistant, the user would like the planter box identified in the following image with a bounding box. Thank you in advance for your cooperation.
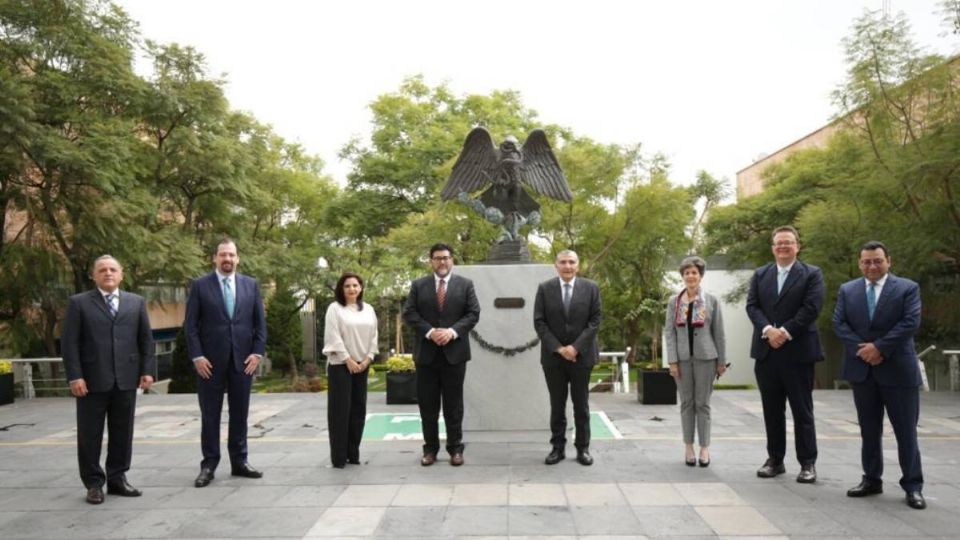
[386,371,417,404]
[637,369,677,405]
[0,373,13,406]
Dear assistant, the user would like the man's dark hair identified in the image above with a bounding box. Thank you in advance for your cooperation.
[334,272,365,310]
[429,243,454,259]
[860,240,889,258]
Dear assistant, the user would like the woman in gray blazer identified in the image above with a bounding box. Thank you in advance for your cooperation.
[664,256,727,467]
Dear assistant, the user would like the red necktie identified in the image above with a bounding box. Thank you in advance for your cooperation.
[437,278,446,311]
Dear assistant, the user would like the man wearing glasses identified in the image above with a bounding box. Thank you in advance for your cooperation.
[403,243,481,467]
[833,241,925,509]
[746,225,824,484]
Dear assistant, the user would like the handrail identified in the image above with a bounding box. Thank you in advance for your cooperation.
[6,358,64,399]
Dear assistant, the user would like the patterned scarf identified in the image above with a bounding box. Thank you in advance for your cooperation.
[674,288,706,328]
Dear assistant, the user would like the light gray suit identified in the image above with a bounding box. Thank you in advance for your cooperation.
[664,290,725,446]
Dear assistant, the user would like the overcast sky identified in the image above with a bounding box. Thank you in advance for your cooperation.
[117,0,957,194]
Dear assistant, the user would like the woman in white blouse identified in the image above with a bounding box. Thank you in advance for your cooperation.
[322,272,379,468]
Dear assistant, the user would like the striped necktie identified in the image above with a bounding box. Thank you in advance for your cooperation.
[437,278,446,311]
[104,293,117,318]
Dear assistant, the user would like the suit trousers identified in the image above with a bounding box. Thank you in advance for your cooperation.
[677,360,716,446]
[542,361,592,451]
[754,359,817,465]
[416,354,466,455]
[327,364,369,467]
[852,372,923,492]
[76,385,137,488]
[197,363,252,470]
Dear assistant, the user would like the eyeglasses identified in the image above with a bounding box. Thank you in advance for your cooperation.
[859,258,887,267]
[431,256,451,262]
[772,241,797,247]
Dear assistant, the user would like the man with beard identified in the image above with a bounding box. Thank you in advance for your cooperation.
[185,238,267,487]
[403,243,481,467]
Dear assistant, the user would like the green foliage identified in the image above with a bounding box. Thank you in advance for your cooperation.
[167,327,196,394]
[0,360,12,375]
[385,355,415,373]
[266,281,304,377]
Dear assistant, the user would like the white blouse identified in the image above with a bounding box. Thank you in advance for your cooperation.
[322,301,379,365]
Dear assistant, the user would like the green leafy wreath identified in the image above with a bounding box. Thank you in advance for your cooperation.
[469,330,540,357]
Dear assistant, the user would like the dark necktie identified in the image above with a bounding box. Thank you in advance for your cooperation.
[437,278,446,311]
[867,281,877,321]
[104,293,117,318]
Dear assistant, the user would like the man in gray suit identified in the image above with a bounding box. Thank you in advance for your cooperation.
[534,250,603,466]
[403,243,481,467]
[62,255,156,504]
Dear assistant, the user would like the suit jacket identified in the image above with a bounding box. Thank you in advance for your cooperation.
[61,290,156,393]
[833,273,922,387]
[746,260,825,363]
[534,277,603,368]
[664,290,726,364]
[402,273,481,365]
[184,272,267,372]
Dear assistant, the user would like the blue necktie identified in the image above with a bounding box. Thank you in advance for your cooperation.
[866,281,877,321]
[104,293,117,318]
[777,268,788,294]
[563,283,572,312]
[223,278,235,318]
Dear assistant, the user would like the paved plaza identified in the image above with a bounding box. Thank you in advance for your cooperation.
[1,389,959,539]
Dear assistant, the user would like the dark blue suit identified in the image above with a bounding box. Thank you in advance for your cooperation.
[746,260,824,465]
[833,273,923,492]
[184,272,266,471]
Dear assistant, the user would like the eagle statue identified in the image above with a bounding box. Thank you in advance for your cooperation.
[441,127,572,245]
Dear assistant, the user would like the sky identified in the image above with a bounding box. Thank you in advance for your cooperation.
[116,0,958,195]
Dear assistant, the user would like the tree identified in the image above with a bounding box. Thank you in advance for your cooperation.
[266,280,304,378]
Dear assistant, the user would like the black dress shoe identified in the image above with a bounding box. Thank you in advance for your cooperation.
[450,452,464,466]
[906,490,926,509]
[86,486,104,505]
[347,457,361,465]
[230,462,263,478]
[698,458,710,468]
[420,453,436,466]
[685,457,697,467]
[545,448,565,465]
[847,480,883,497]
[796,464,816,484]
[107,477,142,497]
[576,450,593,466]
[756,459,786,478]
[194,467,215,488]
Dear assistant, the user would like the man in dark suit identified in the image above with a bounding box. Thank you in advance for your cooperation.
[833,241,925,510]
[534,250,602,466]
[184,238,266,487]
[62,255,156,504]
[403,243,481,467]
[746,225,824,483]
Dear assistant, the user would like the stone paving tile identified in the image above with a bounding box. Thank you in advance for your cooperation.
[450,483,508,506]
[755,506,859,536]
[674,482,748,506]
[629,505,714,536]
[373,506,446,537]
[727,482,816,507]
[439,505,509,536]
[211,484,291,508]
[569,505,643,535]
[151,486,237,509]
[103,508,207,539]
[173,506,324,538]
[619,482,686,506]
[563,482,627,506]
[272,484,345,507]
[332,484,400,506]
[392,483,454,506]
[303,506,386,537]
[695,506,782,536]
[508,483,567,506]
[507,506,577,536]
[816,502,926,537]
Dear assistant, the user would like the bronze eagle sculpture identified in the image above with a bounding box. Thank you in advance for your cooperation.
[441,127,572,243]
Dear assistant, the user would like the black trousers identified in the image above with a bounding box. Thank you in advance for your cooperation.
[197,363,252,471]
[76,385,137,488]
[327,363,369,467]
[542,361,593,451]
[754,359,817,465]
[416,355,466,455]
[852,372,923,492]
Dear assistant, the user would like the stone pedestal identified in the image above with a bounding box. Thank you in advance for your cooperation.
[457,264,555,431]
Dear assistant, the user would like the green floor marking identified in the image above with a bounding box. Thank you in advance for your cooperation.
[362,411,621,441]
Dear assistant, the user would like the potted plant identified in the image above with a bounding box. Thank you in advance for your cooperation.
[0,360,14,406]
[636,360,677,405]
[385,355,417,404]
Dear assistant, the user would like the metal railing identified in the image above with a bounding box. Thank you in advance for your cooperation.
[941,349,960,392]
[598,348,632,393]
[7,358,66,398]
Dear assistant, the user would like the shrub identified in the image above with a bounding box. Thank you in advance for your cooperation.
[0,360,12,375]
[385,355,415,373]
